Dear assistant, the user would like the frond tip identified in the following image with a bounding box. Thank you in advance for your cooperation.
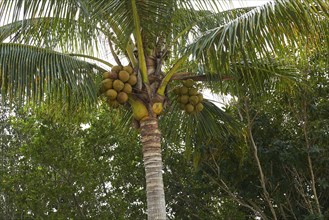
[0,43,100,110]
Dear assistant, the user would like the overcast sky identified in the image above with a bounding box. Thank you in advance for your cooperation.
[230,0,272,8]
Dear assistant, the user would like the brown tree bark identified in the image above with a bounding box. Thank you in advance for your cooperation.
[140,117,166,220]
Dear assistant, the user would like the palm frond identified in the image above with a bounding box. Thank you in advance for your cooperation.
[213,61,302,96]
[188,0,329,78]
[0,1,104,54]
[0,43,102,110]
[170,7,254,48]
[160,98,240,158]
[92,0,175,47]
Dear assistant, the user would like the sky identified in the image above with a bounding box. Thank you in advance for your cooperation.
[231,0,272,7]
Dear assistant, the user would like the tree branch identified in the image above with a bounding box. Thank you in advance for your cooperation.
[171,72,233,81]
[244,98,278,220]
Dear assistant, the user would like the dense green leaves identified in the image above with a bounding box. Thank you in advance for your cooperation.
[0,43,102,110]
[1,0,329,219]
[0,105,146,219]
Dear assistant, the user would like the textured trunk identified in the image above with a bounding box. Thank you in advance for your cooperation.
[140,117,166,220]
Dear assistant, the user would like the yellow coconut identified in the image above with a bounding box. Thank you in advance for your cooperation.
[117,92,128,104]
[102,71,111,79]
[105,89,117,100]
[113,80,125,92]
[129,98,149,121]
[111,65,122,73]
[123,83,133,94]
[152,102,163,115]
[101,79,113,90]
[118,70,130,82]
[127,74,137,86]
[123,65,134,74]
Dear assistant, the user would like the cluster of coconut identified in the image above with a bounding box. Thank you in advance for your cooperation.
[101,65,137,108]
[174,79,204,114]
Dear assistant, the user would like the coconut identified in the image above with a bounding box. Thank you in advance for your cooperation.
[123,83,132,94]
[189,95,199,105]
[118,70,130,82]
[197,94,203,102]
[113,80,125,92]
[127,74,137,86]
[111,65,122,73]
[152,102,163,115]
[102,71,111,79]
[185,104,194,113]
[117,92,128,104]
[180,95,189,104]
[195,103,204,112]
[105,89,117,100]
[180,86,189,95]
[123,65,134,74]
[188,88,198,96]
[109,71,118,79]
[183,79,194,88]
[101,79,113,90]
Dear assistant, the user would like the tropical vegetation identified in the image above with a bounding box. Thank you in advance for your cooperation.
[0,0,328,219]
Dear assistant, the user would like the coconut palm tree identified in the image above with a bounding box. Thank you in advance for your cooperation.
[0,0,328,219]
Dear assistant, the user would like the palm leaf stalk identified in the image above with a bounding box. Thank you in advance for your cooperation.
[0,0,328,219]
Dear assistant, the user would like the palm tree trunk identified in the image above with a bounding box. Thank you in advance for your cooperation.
[140,117,166,220]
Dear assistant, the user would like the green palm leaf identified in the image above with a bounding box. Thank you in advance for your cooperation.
[160,99,240,157]
[0,43,102,109]
[188,0,329,77]
[0,1,103,54]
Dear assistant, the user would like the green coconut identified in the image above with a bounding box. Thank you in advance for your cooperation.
[118,70,130,82]
[197,94,204,102]
[189,95,199,105]
[123,65,134,74]
[113,80,125,92]
[180,95,190,104]
[185,104,194,113]
[105,89,117,100]
[117,92,129,104]
[101,79,113,90]
[183,79,194,88]
[180,86,189,95]
[123,83,132,94]
[127,74,137,86]
[188,88,198,96]
[195,103,204,112]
